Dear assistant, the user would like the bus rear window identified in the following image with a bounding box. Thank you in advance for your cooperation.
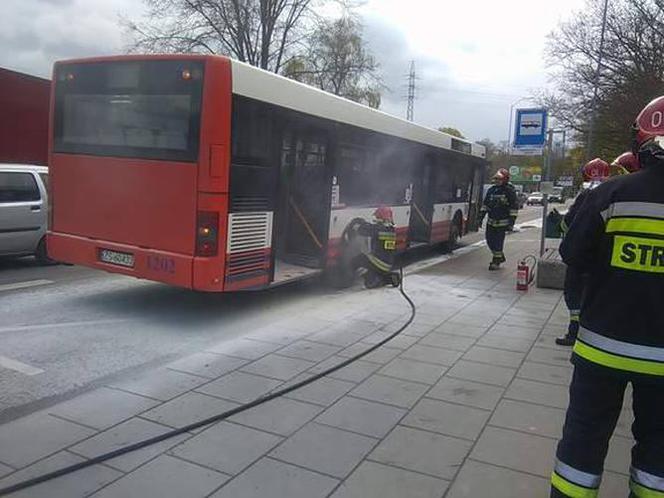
[53,60,204,162]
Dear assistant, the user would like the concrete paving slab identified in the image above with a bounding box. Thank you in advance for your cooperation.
[0,451,121,498]
[485,324,541,340]
[90,455,228,498]
[605,436,632,475]
[504,378,569,409]
[316,396,406,438]
[369,425,472,479]
[240,354,316,381]
[489,399,565,439]
[283,376,355,407]
[141,392,240,429]
[206,338,284,360]
[376,333,419,350]
[416,332,477,351]
[401,398,490,441]
[48,387,159,431]
[517,361,573,386]
[0,463,11,480]
[350,375,429,409]
[107,368,208,402]
[307,329,366,348]
[462,345,525,368]
[378,357,447,385]
[526,346,574,367]
[195,371,282,404]
[170,421,282,475]
[330,460,449,498]
[245,325,312,345]
[209,457,339,498]
[230,397,322,436]
[270,422,376,478]
[445,459,549,498]
[167,353,248,379]
[0,413,96,468]
[308,356,381,383]
[398,344,463,366]
[446,360,517,387]
[470,426,557,478]
[69,417,189,472]
[601,471,631,498]
[278,340,342,362]
[427,377,505,410]
[476,335,534,352]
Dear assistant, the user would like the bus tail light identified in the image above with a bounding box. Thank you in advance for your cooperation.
[196,211,219,257]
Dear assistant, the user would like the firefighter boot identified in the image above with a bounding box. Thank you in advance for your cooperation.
[489,253,502,271]
[555,320,579,346]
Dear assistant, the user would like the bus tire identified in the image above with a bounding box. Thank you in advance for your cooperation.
[443,215,462,253]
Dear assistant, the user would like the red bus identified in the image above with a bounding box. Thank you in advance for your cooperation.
[48,55,487,291]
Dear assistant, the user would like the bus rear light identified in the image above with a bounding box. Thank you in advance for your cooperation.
[196,211,219,257]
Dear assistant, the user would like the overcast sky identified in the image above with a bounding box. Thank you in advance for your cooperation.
[1,0,586,142]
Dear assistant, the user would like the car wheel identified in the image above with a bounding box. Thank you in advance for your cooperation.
[35,237,57,265]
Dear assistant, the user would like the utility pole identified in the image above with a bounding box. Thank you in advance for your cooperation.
[406,60,416,122]
[586,0,609,160]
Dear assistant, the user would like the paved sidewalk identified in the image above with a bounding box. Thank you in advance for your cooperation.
[0,226,634,497]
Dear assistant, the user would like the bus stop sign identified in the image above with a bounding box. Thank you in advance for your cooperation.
[513,108,548,153]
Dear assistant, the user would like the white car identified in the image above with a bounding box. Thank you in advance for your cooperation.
[0,164,51,263]
[526,192,544,206]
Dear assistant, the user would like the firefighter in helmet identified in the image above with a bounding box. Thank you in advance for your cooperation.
[556,158,611,346]
[551,97,664,498]
[612,151,642,176]
[353,206,399,287]
[479,168,519,270]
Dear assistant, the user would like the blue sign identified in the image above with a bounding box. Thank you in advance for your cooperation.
[513,108,548,149]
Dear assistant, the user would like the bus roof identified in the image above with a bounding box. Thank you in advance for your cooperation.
[54,54,485,160]
[230,59,486,159]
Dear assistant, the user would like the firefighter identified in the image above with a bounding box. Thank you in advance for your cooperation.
[612,151,642,176]
[555,158,610,346]
[550,97,664,498]
[353,206,399,287]
[479,168,518,270]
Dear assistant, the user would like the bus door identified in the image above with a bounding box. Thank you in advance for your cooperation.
[467,163,485,230]
[408,156,433,244]
[276,127,330,273]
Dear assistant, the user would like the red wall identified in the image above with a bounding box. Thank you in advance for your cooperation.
[0,68,50,166]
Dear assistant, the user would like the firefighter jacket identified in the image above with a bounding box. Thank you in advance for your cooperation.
[561,188,591,233]
[560,167,664,381]
[358,220,396,273]
[480,183,518,229]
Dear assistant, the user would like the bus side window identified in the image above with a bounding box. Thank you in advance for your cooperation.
[231,96,272,167]
[432,160,454,203]
[338,145,375,206]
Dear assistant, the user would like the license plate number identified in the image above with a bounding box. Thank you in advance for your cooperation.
[99,249,135,268]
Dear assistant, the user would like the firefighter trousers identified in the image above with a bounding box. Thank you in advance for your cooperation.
[485,226,507,262]
[551,366,664,497]
[563,267,587,331]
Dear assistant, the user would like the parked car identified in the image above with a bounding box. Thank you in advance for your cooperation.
[516,191,527,209]
[526,192,544,206]
[0,164,51,263]
[549,187,565,203]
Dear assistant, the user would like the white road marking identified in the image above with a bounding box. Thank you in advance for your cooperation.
[0,279,53,293]
[0,356,44,376]
[0,319,131,335]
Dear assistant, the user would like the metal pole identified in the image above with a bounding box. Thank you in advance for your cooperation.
[540,129,554,257]
[507,104,514,155]
[585,0,609,160]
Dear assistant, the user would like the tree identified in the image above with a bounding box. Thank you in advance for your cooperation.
[438,127,465,138]
[123,0,314,73]
[282,16,382,107]
[544,0,664,159]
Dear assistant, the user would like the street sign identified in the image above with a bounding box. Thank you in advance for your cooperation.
[509,166,520,176]
[557,176,574,187]
[513,108,548,151]
[532,174,542,182]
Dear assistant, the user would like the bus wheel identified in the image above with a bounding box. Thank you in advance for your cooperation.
[443,218,461,253]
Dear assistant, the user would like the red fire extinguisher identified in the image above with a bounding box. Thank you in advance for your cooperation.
[516,256,535,291]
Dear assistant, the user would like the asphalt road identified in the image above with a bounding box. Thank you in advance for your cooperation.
[0,205,550,422]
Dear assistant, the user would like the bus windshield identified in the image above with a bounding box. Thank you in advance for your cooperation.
[53,60,204,162]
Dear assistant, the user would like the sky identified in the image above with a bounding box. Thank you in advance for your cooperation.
[1,0,586,143]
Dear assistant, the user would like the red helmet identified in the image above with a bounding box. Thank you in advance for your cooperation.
[582,158,610,181]
[493,168,510,183]
[633,96,664,153]
[373,206,394,223]
[611,152,641,174]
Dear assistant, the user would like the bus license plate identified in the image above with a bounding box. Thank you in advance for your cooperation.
[99,249,135,268]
